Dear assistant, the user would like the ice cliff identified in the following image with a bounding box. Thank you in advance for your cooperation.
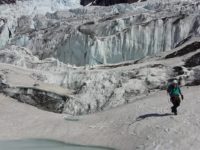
[0,0,81,48]
[2,0,199,66]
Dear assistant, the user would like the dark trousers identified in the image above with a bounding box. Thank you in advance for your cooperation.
[170,96,181,113]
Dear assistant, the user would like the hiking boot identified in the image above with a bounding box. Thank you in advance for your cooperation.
[174,111,177,115]
[171,107,177,115]
[173,108,177,115]
[171,107,174,113]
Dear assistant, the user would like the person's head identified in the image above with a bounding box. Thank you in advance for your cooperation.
[172,80,178,86]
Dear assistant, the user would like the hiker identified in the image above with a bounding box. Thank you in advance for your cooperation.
[167,79,184,115]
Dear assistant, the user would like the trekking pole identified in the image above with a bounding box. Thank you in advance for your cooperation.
[168,97,171,104]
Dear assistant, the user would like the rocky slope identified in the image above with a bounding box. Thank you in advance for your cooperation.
[80,0,142,6]
[0,0,15,4]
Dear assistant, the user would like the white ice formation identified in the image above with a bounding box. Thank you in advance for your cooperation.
[0,0,81,48]
[0,0,199,66]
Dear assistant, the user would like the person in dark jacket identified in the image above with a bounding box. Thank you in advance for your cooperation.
[167,80,184,115]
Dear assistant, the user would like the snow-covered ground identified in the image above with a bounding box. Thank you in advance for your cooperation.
[0,85,200,150]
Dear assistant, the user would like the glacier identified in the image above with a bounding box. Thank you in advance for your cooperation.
[0,39,199,115]
[0,0,200,115]
[0,0,81,49]
[3,0,199,66]
[1,1,200,150]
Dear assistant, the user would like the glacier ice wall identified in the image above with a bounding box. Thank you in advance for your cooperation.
[0,19,9,48]
[57,15,200,66]
[9,0,200,66]
[0,0,81,49]
[1,0,200,66]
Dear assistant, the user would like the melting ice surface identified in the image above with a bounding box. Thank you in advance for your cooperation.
[0,139,114,150]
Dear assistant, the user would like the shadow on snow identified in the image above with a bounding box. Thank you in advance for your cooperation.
[136,113,173,121]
